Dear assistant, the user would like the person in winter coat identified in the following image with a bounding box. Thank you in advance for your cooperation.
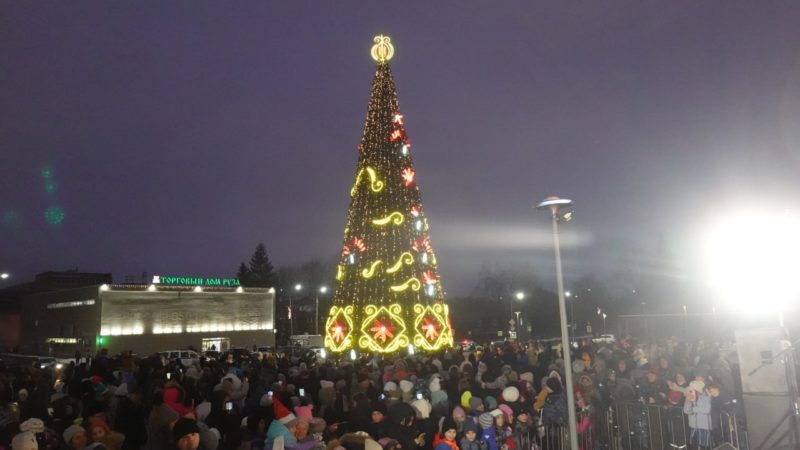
[541,379,567,427]
[451,406,468,437]
[115,386,147,450]
[433,418,458,450]
[511,408,535,450]
[368,401,389,440]
[460,419,487,450]
[478,413,499,450]
[385,402,424,450]
[265,398,299,450]
[146,393,180,450]
[410,399,436,450]
[87,417,124,450]
[205,390,242,450]
[170,419,201,450]
[63,425,97,450]
[684,380,712,450]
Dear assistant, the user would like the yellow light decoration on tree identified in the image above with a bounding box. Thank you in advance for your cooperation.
[386,252,414,274]
[358,304,409,353]
[413,303,453,351]
[336,264,345,281]
[324,305,355,352]
[361,260,382,278]
[372,212,404,226]
[350,167,385,196]
[370,35,394,64]
[390,277,421,292]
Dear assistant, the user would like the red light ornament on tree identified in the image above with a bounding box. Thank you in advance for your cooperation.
[423,317,439,341]
[370,320,395,343]
[390,129,405,142]
[401,167,415,186]
[422,270,437,285]
[331,321,347,343]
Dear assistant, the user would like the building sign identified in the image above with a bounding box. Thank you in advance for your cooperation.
[152,275,240,287]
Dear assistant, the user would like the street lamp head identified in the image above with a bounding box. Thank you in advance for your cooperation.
[515,291,525,301]
[0,273,9,280]
[536,196,573,216]
[565,291,572,298]
[536,196,573,209]
[294,284,302,291]
[319,286,328,294]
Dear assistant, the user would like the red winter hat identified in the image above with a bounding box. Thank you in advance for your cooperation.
[90,376,103,384]
[273,396,297,426]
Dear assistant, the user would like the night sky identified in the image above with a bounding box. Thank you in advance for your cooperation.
[2,2,800,296]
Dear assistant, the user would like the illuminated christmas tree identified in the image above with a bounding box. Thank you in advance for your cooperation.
[324,36,453,354]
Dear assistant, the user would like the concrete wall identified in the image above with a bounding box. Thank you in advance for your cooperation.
[99,330,275,355]
[0,312,20,352]
[20,285,102,355]
[18,285,275,357]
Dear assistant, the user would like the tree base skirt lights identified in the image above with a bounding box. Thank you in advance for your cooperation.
[324,303,453,353]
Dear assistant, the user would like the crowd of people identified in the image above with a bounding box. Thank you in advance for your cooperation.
[0,336,742,450]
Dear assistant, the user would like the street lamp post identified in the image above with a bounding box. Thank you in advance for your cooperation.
[536,195,578,450]
[316,286,328,335]
[513,291,525,339]
[566,290,573,335]
[291,284,302,337]
[602,313,607,334]
[682,304,688,341]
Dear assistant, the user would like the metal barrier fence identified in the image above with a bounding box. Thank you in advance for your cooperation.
[537,402,744,450]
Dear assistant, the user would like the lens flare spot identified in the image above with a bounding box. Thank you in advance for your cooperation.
[44,207,65,225]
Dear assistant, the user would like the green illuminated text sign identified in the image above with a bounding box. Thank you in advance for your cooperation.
[152,275,241,287]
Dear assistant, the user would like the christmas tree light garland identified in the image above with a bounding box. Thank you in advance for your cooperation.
[324,36,453,354]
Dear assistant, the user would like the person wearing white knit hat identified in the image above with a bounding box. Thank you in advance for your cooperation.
[685,380,712,448]
[502,386,519,403]
[11,432,37,450]
[19,418,45,434]
[63,425,88,450]
[399,380,414,403]
[363,438,382,450]
[411,399,431,419]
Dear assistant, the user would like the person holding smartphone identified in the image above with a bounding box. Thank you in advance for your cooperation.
[205,391,243,450]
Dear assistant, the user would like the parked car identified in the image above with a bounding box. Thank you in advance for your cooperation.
[592,334,617,344]
[458,339,477,352]
[159,350,200,367]
[309,346,327,360]
[0,353,63,370]
[203,350,221,361]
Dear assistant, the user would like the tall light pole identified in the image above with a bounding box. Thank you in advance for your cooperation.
[682,304,688,341]
[536,195,578,450]
[316,286,328,335]
[513,291,525,339]
[291,283,302,337]
[565,290,573,335]
[602,313,607,334]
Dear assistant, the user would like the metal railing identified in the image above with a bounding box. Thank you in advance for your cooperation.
[537,402,744,450]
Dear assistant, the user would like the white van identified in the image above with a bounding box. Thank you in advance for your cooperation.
[159,350,200,367]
